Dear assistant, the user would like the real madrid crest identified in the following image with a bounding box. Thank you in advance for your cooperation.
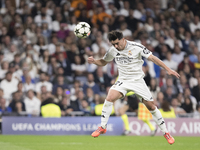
[128,50,132,56]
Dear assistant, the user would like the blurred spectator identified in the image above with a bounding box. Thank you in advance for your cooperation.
[181,96,194,113]
[171,98,186,115]
[178,54,195,72]
[57,52,72,76]
[66,43,79,64]
[91,36,109,55]
[189,46,198,63]
[25,23,37,44]
[71,55,87,80]
[189,15,200,34]
[17,82,24,99]
[41,97,61,117]
[24,90,41,116]
[91,5,112,27]
[34,7,52,30]
[193,104,200,118]
[194,29,200,50]
[163,87,176,103]
[35,72,52,96]
[159,100,176,118]
[33,36,48,53]
[48,36,63,55]
[59,96,73,116]
[192,77,200,103]
[0,61,9,80]
[163,51,178,71]
[0,72,19,104]
[171,44,186,64]
[47,56,60,77]
[0,89,3,99]
[0,98,12,113]
[133,2,146,21]
[70,80,82,101]
[106,61,118,79]
[183,88,197,112]
[144,17,154,33]
[23,75,35,92]
[70,90,85,111]
[85,87,95,104]
[143,64,151,86]
[148,78,160,100]
[146,58,161,78]
[177,74,189,93]
[156,92,164,108]
[120,22,132,38]
[158,69,167,88]
[41,22,51,39]
[39,50,50,73]
[80,99,90,115]
[9,91,26,113]
[183,64,192,80]
[4,44,18,63]
[161,77,178,96]
[57,23,69,42]
[194,53,200,70]
[53,87,64,104]
[52,75,69,94]
[94,66,111,93]
[83,73,100,95]
[172,14,190,34]
[189,69,200,89]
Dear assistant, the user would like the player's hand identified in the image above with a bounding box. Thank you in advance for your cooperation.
[88,56,95,64]
[167,69,180,79]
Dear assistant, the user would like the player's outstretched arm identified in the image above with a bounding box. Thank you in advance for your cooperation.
[87,56,108,66]
[147,54,180,79]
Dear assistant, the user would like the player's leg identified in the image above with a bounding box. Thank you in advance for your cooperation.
[91,89,123,137]
[131,79,174,144]
[142,100,175,144]
[101,89,123,128]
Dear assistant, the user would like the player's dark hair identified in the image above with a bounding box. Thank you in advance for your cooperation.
[107,30,123,41]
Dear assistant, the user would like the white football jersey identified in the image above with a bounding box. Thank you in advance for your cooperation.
[103,40,152,81]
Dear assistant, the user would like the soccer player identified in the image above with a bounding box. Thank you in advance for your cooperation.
[88,31,180,144]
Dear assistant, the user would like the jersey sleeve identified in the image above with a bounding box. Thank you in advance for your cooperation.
[137,43,152,58]
[103,47,117,62]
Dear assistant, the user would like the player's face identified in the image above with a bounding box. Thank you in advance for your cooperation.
[111,38,126,51]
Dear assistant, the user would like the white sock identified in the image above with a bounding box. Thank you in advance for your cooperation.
[150,107,168,134]
[101,100,113,129]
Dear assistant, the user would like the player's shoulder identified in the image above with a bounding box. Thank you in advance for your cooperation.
[104,46,118,57]
[107,45,117,53]
[127,40,145,49]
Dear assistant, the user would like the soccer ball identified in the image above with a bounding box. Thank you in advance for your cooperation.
[74,22,91,38]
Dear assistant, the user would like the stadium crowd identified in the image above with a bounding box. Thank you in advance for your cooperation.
[0,0,200,118]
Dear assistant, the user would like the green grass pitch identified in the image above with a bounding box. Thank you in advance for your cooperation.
[0,135,199,150]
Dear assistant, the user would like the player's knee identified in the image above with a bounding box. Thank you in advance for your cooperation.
[105,97,114,102]
[148,105,156,111]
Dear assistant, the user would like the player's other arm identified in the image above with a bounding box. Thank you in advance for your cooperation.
[88,56,108,66]
[147,54,180,78]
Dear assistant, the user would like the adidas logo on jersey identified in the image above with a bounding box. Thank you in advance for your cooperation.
[116,53,120,56]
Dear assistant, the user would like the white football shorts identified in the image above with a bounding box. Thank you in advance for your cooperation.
[110,78,153,102]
